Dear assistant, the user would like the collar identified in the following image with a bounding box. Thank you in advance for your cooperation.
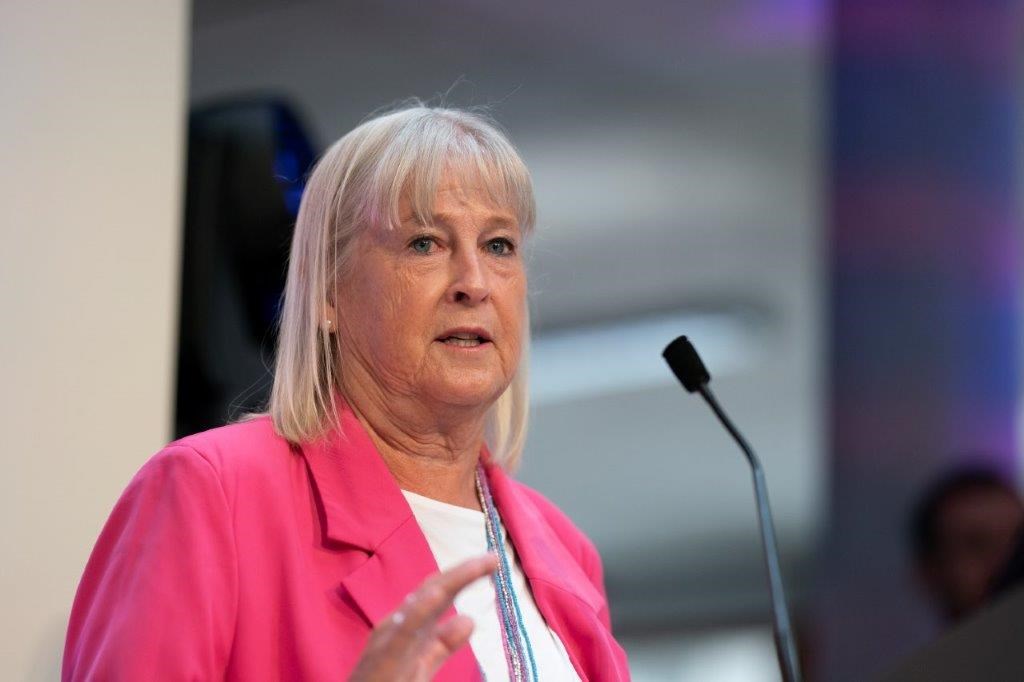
[298,398,414,551]
[298,398,605,615]
[297,398,615,680]
[483,459,606,615]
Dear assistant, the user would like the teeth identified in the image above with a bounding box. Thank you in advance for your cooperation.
[444,337,482,347]
[449,332,481,340]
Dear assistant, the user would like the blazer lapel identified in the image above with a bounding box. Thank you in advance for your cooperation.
[299,402,481,680]
[485,460,628,681]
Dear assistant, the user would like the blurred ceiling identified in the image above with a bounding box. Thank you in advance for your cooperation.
[190,0,825,631]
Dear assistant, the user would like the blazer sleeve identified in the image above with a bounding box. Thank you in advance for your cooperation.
[63,444,238,681]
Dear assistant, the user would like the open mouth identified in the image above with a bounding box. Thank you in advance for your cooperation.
[439,333,490,348]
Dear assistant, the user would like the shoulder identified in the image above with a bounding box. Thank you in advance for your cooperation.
[163,415,296,477]
[169,415,291,463]
[131,416,299,506]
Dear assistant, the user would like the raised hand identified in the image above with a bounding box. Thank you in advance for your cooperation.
[349,553,498,681]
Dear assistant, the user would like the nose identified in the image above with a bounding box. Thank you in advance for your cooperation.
[445,247,490,305]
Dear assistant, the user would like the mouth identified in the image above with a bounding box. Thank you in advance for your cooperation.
[437,328,493,349]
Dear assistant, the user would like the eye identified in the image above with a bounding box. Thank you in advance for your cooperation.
[409,236,436,254]
[486,238,515,256]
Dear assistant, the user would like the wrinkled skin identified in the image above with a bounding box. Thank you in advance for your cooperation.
[330,171,526,435]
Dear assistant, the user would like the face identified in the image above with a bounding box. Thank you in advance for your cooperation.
[331,170,527,415]
[919,488,1024,621]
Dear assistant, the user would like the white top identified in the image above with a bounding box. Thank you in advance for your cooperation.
[401,489,581,681]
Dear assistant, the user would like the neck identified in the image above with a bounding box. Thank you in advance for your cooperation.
[339,378,486,511]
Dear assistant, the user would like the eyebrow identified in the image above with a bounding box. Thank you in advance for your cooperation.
[404,211,517,229]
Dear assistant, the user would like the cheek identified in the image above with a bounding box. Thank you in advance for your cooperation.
[500,283,528,363]
[341,265,410,352]
[356,266,441,359]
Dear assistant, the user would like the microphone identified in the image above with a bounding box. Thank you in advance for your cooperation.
[662,336,802,682]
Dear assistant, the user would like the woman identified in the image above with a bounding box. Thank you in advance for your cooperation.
[63,104,630,681]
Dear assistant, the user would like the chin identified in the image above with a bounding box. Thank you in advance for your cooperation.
[429,376,508,410]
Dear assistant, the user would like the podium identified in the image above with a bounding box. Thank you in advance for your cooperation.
[880,586,1024,681]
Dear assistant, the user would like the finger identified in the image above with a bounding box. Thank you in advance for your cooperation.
[355,557,496,682]
[421,614,476,678]
[391,553,497,635]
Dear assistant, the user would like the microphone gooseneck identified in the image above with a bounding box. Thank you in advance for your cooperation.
[662,336,803,682]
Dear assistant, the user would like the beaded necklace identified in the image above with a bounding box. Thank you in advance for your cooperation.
[474,463,539,682]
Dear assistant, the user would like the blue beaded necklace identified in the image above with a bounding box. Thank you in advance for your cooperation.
[475,463,539,682]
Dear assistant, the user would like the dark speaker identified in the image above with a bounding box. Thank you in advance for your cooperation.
[175,98,316,438]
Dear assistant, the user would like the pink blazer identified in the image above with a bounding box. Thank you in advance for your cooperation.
[63,404,631,680]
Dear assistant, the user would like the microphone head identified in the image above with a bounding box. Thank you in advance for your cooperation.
[662,335,711,393]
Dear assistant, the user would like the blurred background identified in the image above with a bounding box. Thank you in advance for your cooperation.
[2,0,1022,680]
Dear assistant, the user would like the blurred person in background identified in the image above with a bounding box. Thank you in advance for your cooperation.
[991,528,1024,597]
[909,465,1024,624]
[63,104,630,681]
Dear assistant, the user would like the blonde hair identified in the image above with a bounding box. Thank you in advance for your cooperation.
[258,102,535,470]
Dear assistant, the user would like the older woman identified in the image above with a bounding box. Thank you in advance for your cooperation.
[63,105,630,681]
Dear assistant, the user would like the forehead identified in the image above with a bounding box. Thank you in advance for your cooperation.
[398,168,518,226]
[940,488,1024,527]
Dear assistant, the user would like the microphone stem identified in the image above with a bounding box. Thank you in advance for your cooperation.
[698,384,802,682]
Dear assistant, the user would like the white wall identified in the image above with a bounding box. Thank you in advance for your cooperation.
[0,1,189,678]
